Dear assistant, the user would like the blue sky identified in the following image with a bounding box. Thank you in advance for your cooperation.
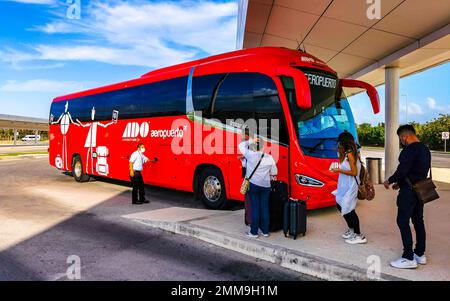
[0,0,448,125]
[348,62,450,125]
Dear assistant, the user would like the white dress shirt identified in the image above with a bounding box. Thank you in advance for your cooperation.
[238,140,277,188]
[130,150,148,171]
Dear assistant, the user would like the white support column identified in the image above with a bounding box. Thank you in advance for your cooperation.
[35,129,39,145]
[13,128,17,145]
[385,67,400,180]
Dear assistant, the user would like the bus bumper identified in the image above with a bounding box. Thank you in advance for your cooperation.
[291,182,337,210]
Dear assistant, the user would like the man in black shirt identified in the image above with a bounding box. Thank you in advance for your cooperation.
[384,124,431,269]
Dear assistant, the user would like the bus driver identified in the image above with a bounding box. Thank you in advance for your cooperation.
[129,143,156,205]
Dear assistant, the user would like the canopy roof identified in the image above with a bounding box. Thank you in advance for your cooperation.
[237,0,450,90]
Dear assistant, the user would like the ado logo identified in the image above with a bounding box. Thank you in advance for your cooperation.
[122,122,150,138]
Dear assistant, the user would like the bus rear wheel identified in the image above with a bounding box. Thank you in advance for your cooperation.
[72,155,90,182]
[198,167,228,210]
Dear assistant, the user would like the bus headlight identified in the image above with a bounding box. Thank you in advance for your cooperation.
[295,174,324,187]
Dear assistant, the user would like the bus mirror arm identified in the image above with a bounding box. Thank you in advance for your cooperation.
[275,67,312,110]
[339,79,380,114]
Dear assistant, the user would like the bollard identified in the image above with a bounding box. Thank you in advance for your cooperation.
[366,157,383,184]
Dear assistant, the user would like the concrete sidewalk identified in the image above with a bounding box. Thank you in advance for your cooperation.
[124,182,449,281]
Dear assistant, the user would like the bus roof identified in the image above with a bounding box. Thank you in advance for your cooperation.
[53,47,336,102]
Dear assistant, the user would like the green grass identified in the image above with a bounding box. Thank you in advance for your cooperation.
[361,146,385,149]
[0,151,48,158]
[0,140,49,145]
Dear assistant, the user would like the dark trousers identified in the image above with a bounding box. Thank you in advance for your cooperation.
[397,187,426,260]
[336,204,361,234]
[244,194,252,226]
[248,183,271,235]
[130,171,145,203]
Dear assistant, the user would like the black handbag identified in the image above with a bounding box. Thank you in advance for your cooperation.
[406,168,439,205]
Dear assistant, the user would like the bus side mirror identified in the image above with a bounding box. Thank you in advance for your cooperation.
[275,67,312,109]
[339,79,380,114]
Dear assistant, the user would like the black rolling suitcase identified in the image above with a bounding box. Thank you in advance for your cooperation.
[283,198,307,239]
[269,180,288,232]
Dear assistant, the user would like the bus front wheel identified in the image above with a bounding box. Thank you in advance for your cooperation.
[198,167,228,210]
[72,155,90,182]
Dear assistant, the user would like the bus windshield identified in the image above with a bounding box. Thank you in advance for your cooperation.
[282,68,358,159]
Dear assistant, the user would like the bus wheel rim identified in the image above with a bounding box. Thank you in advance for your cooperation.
[74,162,82,178]
[203,175,221,203]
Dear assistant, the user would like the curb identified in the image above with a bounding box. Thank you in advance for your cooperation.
[132,218,406,281]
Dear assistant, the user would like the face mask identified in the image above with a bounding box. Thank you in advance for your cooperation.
[140,148,146,153]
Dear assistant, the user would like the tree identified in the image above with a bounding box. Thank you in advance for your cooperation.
[357,123,384,147]
[418,114,450,151]
[356,114,450,151]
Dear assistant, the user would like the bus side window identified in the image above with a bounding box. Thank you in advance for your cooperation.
[55,76,188,123]
[211,73,254,123]
[212,73,289,145]
[192,73,227,118]
[138,77,187,117]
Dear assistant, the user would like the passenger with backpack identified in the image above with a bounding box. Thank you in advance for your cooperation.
[331,132,367,244]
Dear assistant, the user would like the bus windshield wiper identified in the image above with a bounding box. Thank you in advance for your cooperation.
[306,137,337,153]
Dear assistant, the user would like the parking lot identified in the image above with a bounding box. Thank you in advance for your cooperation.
[0,155,313,281]
[1,149,449,281]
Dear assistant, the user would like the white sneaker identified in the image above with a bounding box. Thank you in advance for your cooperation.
[390,257,418,269]
[245,232,259,238]
[414,253,427,265]
[342,228,354,239]
[345,233,367,244]
[262,233,269,237]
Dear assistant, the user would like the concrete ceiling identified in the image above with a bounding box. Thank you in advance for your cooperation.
[237,0,450,88]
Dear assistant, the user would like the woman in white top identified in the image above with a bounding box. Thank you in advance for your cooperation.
[331,131,367,244]
[238,136,277,238]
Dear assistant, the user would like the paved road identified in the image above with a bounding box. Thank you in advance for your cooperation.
[0,144,48,154]
[361,148,450,168]
[0,156,314,281]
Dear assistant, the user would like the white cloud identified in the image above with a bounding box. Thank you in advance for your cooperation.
[426,97,446,111]
[427,97,437,109]
[0,79,89,93]
[32,21,85,34]
[0,48,65,70]
[33,44,195,68]
[16,62,65,71]
[2,0,238,69]
[5,0,56,4]
[406,102,425,115]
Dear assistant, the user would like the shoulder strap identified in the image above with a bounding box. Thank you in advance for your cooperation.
[352,154,362,185]
[405,176,414,189]
[245,145,249,169]
[248,153,264,180]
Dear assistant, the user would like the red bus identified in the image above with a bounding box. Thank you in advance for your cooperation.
[49,47,379,210]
